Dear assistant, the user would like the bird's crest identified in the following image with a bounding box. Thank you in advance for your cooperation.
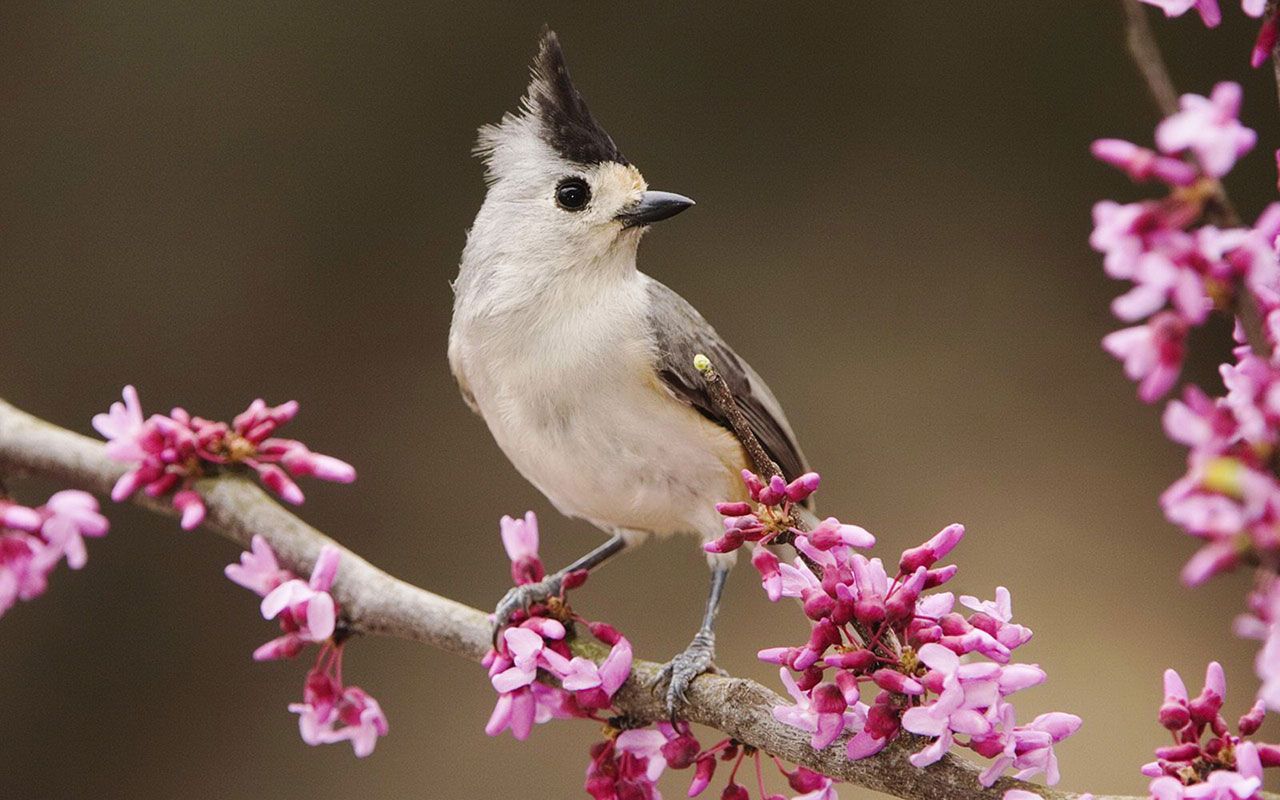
[475,28,627,171]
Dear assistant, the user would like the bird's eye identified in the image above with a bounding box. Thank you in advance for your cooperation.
[555,178,591,211]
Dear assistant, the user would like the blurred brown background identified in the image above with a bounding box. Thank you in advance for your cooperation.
[2,2,1277,798]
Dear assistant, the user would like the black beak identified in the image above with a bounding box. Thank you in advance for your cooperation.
[617,191,695,228]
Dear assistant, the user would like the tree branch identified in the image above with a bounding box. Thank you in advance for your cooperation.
[0,394,1150,799]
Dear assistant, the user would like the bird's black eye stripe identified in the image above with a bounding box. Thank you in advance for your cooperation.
[555,177,591,211]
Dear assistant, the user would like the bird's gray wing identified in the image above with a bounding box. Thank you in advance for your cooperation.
[644,277,810,485]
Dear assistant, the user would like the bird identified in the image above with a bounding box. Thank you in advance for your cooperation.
[448,28,811,714]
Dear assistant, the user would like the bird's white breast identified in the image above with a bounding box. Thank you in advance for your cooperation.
[450,271,746,540]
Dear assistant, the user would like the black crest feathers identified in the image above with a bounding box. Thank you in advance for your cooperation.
[524,28,627,166]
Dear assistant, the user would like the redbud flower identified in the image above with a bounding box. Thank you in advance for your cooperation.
[1155,82,1256,178]
[256,545,341,660]
[500,511,545,586]
[94,386,356,528]
[225,534,292,596]
[0,491,110,619]
[1103,312,1189,403]
[288,645,388,757]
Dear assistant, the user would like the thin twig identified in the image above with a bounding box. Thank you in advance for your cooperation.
[693,354,782,480]
[0,395,1128,800]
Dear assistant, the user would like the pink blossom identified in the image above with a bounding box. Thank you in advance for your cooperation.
[288,646,389,757]
[0,490,111,619]
[1155,83,1256,178]
[38,490,108,570]
[1103,312,1189,402]
[256,545,341,660]
[773,668,869,750]
[225,534,292,596]
[500,511,545,585]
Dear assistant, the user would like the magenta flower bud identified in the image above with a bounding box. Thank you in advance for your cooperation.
[758,475,787,506]
[661,734,701,770]
[757,647,798,667]
[899,524,964,573]
[784,472,821,503]
[0,501,42,532]
[257,463,305,505]
[924,564,958,588]
[172,489,206,531]
[689,755,717,796]
[1257,744,1280,767]
[835,669,861,702]
[741,470,764,501]
[795,666,824,692]
[1239,699,1266,735]
[807,518,843,550]
[253,635,306,661]
[561,569,589,591]
[802,588,835,620]
[939,613,971,636]
[897,545,932,575]
[703,530,745,554]
[294,452,357,484]
[871,668,923,695]
[786,767,828,794]
[866,696,901,739]
[886,567,927,622]
[587,621,621,646]
[1092,138,1200,186]
[721,781,750,800]
[826,648,876,671]
[715,501,753,517]
[751,547,782,602]
[909,621,942,645]
[811,682,847,715]
[1159,702,1191,731]
[1154,743,1201,762]
[854,596,886,625]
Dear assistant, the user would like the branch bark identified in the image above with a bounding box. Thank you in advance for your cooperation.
[0,395,1121,799]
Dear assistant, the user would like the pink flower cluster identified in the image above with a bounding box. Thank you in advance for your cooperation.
[483,512,634,740]
[0,491,108,619]
[585,723,840,800]
[226,536,388,757]
[94,386,355,530]
[1142,663,1278,799]
[1160,346,1280,587]
[1092,83,1274,403]
[705,470,873,565]
[483,511,842,799]
[711,471,1079,789]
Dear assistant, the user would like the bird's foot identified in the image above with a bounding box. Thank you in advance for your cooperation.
[491,574,564,646]
[659,629,717,719]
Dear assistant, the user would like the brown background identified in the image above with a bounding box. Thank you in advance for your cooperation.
[2,2,1278,798]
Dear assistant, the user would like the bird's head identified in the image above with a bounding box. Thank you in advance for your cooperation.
[469,29,693,268]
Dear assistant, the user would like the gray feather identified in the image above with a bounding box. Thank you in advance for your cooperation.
[644,277,810,486]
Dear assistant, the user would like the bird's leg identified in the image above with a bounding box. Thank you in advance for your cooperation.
[491,534,628,644]
[660,562,731,717]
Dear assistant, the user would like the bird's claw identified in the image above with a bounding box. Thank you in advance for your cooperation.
[491,574,563,646]
[658,630,717,719]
